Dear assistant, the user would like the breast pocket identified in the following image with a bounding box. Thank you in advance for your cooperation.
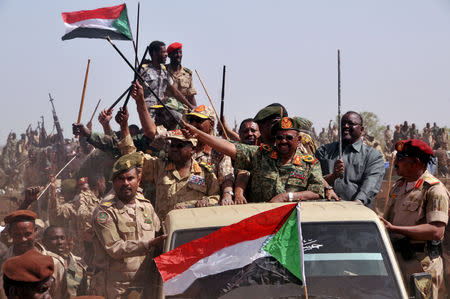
[401,201,420,212]
[117,222,136,240]
[187,175,207,194]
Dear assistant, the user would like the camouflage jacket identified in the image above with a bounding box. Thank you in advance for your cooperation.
[234,144,324,202]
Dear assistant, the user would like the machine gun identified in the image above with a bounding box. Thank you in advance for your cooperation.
[49,93,64,145]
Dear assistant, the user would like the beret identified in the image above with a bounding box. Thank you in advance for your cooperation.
[4,210,37,224]
[77,177,88,186]
[2,249,54,282]
[395,139,434,157]
[167,42,182,55]
[112,152,144,178]
[253,103,288,123]
[167,129,198,147]
[185,105,215,121]
[271,117,301,135]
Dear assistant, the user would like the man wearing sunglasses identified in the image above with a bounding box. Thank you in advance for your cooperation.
[380,139,449,298]
[182,117,324,203]
[315,111,385,206]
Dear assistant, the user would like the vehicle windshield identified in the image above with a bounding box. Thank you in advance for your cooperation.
[168,222,402,299]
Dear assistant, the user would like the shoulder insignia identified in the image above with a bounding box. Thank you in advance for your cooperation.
[422,174,441,186]
[167,162,175,171]
[293,155,302,166]
[302,155,317,164]
[183,67,192,74]
[96,211,109,224]
[161,64,166,70]
[101,201,113,207]
[193,161,202,173]
[199,162,213,173]
[270,151,278,160]
[260,144,272,152]
[414,178,424,189]
[301,134,311,144]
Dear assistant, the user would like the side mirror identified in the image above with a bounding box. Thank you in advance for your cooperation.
[409,272,432,299]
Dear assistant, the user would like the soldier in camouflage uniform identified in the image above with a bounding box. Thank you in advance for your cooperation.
[43,226,88,297]
[183,117,324,203]
[92,152,165,299]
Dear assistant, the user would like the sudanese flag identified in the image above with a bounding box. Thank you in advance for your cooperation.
[61,4,132,41]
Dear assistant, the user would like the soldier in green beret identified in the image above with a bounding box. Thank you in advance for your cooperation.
[183,117,324,203]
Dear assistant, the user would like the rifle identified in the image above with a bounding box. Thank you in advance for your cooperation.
[49,93,64,145]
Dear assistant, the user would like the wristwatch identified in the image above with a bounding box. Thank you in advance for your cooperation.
[225,190,234,196]
[288,192,294,202]
[325,185,334,191]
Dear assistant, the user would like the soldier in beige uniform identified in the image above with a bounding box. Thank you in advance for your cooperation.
[0,210,67,299]
[118,130,220,220]
[92,153,165,299]
[381,139,449,298]
[164,42,197,107]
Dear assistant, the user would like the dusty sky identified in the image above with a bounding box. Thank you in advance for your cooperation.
[1,0,449,144]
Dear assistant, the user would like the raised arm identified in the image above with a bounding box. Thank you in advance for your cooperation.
[131,80,157,139]
[182,121,237,159]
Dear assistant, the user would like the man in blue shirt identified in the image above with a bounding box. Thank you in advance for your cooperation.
[315,111,385,206]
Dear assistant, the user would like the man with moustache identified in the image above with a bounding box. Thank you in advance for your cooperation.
[182,116,324,203]
[92,154,164,299]
[315,111,385,206]
[380,139,449,298]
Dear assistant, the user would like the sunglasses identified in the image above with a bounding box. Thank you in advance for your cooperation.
[187,116,207,124]
[275,135,295,141]
[395,153,411,161]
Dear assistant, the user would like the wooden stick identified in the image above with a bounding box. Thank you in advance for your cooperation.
[88,99,101,124]
[194,70,229,139]
[383,152,396,214]
[303,284,309,299]
[77,59,91,123]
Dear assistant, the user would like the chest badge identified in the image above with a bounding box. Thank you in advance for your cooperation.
[189,175,206,185]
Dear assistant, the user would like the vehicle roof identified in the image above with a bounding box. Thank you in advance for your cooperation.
[164,201,380,233]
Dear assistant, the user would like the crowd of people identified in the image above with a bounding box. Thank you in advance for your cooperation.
[0,40,448,299]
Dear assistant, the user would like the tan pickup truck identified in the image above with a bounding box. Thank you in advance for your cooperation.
[152,201,429,299]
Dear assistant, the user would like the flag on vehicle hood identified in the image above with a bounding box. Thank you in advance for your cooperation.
[154,203,305,297]
[61,4,133,41]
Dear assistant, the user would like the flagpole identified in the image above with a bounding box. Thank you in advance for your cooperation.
[123,1,140,109]
[77,59,90,123]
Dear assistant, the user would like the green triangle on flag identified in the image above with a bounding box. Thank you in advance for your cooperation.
[112,6,133,40]
[264,205,304,284]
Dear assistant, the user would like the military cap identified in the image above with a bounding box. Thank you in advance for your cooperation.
[253,103,288,123]
[2,250,54,282]
[185,105,215,121]
[112,152,144,178]
[293,117,313,131]
[167,129,198,147]
[61,179,77,194]
[4,210,37,225]
[271,117,302,135]
[149,97,186,114]
[167,42,182,55]
[395,139,434,158]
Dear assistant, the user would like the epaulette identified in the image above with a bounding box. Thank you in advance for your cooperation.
[259,143,272,152]
[183,67,192,74]
[100,200,114,208]
[199,161,214,173]
[422,174,441,186]
[301,155,318,164]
